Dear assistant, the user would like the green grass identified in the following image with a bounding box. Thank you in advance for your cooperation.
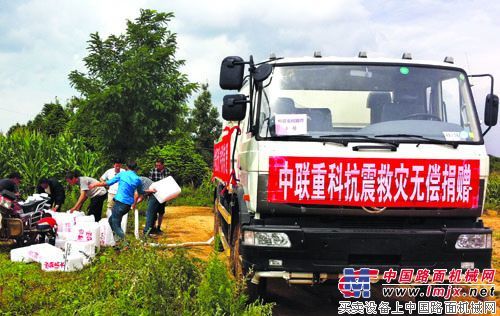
[170,184,213,207]
[0,243,273,315]
[486,174,500,211]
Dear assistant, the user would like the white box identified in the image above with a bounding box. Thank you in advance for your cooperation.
[10,245,35,263]
[55,238,67,250]
[40,254,66,271]
[27,243,64,263]
[64,254,85,272]
[40,254,85,272]
[57,232,71,241]
[52,212,83,233]
[71,222,101,251]
[150,176,181,203]
[75,215,95,224]
[65,241,95,265]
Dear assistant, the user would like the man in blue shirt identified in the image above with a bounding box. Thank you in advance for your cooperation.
[90,161,155,240]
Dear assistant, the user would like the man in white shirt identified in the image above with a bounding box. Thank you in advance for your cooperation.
[65,171,107,222]
[100,158,125,217]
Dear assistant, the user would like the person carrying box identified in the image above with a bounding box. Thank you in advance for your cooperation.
[89,161,156,242]
[149,158,168,233]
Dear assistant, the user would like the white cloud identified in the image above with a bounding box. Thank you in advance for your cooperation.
[0,0,499,155]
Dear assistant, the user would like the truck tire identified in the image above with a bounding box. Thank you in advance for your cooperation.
[230,223,243,278]
[231,223,267,302]
[246,278,267,303]
[213,197,224,252]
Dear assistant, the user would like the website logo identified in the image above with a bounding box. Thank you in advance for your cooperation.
[338,268,379,298]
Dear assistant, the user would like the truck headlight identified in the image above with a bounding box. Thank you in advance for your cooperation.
[455,234,492,249]
[243,231,292,248]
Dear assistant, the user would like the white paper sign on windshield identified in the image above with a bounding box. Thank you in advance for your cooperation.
[443,131,461,141]
[275,114,308,136]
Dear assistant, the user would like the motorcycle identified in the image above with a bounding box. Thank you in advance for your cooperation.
[0,190,57,247]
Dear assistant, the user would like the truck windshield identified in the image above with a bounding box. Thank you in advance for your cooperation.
[258,64,481,144]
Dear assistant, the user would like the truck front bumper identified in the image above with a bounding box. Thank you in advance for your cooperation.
[240,225,492,275]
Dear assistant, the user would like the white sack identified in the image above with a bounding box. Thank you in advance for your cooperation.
[98,218,115,247]
[121,213,128,235]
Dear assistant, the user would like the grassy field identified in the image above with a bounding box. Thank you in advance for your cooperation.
[0,207,273,315]
[482,211,500,296]
[0,206,498,315]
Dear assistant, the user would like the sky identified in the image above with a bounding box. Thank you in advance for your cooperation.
[0,0,499,155]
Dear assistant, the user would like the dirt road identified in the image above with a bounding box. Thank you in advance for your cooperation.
[159,206,500,315]
[155,206,215,260]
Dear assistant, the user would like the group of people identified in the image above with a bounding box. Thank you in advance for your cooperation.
[0,158,170,242]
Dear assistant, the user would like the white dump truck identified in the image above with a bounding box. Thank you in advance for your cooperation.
[213,52,498,298]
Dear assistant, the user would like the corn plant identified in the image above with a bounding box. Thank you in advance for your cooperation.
[0,130,104,194]
[486,174,500,211]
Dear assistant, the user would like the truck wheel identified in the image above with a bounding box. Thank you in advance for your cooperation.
[246,278,267,302]
[230,223,243,278]
[231,224,267,302]
[213,197,224,252]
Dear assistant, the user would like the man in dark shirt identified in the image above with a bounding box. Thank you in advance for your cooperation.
[0,172,22,197]
[37,178,66,212]
[149,158,168,233]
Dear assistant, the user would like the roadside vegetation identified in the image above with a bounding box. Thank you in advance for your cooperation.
[0,9,244,315]
[487,156,500,211]
[1,9,219,207]
[0,244,272,315]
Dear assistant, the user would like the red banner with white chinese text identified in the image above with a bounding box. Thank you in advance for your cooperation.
[268,157,480,208]
[212,126,239,184]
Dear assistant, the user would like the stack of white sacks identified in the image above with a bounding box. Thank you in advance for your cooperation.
[10,210,117,272]
[10,176,181,272]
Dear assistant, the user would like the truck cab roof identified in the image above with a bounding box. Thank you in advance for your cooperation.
[269,55,464,71]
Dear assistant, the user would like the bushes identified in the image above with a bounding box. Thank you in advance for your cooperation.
[490,155,500,174]
[0,244,273,315]
[171,172,214,207]
[194,254,247,315]
[137,137,209,187]
[0,130,103,194]
[486,174,500,210]
[137,137,214,207]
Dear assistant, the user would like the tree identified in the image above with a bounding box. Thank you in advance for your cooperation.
[190,84,222,165]
[6,99,69,137]
[6,123,27,136]
[68,9,197,159]
[27,99,70,136]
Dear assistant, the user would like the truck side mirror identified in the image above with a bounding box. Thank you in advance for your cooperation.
[485,94,499,126]
[222,94,247,121]
[220,56,244,90]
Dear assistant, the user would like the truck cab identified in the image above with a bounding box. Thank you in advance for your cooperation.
[213,53,499,297]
